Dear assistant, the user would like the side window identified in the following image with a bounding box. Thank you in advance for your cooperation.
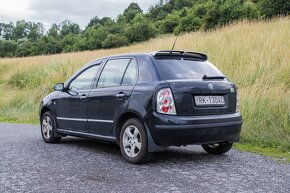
[122,59,137,85]
[69,65,100,91]
[97,59,131,88]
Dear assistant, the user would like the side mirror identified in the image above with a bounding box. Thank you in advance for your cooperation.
[54,83,64,91]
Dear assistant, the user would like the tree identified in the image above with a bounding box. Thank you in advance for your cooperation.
[74,25,109,51]
[62,33,78,52]
[46,36,63,54]
[159,11,181,33]
[15,38,32,57]
[47,24,60,38]
[202,1,221,30]
[87,16,101,28]
[27,22,44,42]
[0,22,14,40]
[241,1,260,19]
[171,0,194,10]
[123,3,143,22]
[12,20,30,40]
[30,37,49,55]
[60,20,81,37]
[100,17,112,25]
[148,5,168,21]
[0,40,17,57]
[174,9,202,34]
[125,13,157,42]
[258,0,290,18]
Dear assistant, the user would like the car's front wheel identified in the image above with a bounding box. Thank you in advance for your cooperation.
[202,142,233,155]
[41,111,61,143]
[119,118,153,164]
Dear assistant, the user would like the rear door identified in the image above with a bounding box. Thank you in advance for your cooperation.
[56,64,101,132]
[87,58,138,135]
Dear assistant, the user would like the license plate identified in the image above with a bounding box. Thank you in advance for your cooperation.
[195,96,225,106]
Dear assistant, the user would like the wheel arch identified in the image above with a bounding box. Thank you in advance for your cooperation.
[114,111,143,144]
[40,106,52,120]
[40,105,64,138]
[114,111,164,152]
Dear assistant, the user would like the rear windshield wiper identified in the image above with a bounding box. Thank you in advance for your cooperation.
[202,75,225,80]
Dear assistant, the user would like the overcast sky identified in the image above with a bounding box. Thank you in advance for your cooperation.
[0,0,158,29]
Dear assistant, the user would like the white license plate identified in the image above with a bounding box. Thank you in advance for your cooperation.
[195,96,225,106]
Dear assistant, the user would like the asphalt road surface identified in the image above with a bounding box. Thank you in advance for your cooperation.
[0,123,289,193]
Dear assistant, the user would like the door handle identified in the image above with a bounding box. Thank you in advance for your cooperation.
[116,92,125,99]
[80,94,87,101]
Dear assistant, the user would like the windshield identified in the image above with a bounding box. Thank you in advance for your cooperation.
[156,58,224,80]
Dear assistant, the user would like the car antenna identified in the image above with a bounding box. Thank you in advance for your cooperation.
[171,36,178,50]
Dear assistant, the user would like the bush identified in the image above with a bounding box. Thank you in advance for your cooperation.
[102,34,129,48]
[258,0,290,18]
[8,69,46,89]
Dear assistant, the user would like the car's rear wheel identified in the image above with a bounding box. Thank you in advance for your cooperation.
[119,118,153,164]
[41,111,61,143]
[202,142,233,155]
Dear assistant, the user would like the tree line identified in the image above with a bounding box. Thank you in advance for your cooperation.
[0,0,289,58]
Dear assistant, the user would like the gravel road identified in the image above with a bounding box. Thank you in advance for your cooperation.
[0,123,289,193]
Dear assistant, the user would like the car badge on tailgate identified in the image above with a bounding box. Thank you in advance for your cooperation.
[208,83,214,90]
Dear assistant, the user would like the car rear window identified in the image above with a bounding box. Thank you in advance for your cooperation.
[156,57,224,80]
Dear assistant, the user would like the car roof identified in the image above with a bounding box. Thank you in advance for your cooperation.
[85,53,152,67]
[85,50,208,66]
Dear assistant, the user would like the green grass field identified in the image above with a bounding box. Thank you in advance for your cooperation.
[0,17,289,160]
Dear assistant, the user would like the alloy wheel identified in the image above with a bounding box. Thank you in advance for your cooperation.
[42,116,52,139]
[122,125,142,158]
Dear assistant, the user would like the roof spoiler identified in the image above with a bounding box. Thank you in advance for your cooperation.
[151,50,208,61]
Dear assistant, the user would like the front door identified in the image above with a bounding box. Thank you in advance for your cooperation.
[55,65,101,132]
[87,58,138,135]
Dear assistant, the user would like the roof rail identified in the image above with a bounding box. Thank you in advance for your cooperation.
[151,50,208,61]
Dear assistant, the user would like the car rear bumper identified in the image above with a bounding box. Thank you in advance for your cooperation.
[146,112,243,147]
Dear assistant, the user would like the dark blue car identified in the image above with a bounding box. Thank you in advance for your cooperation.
[40,50,243,164]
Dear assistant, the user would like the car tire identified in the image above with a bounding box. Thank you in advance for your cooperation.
[202,142,233,155]
[119,118,153,164]
[41,111,61,143]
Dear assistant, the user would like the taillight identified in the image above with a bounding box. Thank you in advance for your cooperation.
[156,88,176,115]
[236,93,240,112]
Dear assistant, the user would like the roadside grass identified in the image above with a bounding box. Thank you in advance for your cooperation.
[0,17,289,160]
[234,143,290,163]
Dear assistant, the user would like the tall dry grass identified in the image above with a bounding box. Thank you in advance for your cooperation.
[0,17,289,151]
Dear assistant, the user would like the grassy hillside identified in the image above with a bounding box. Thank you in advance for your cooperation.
[0,17,289,156]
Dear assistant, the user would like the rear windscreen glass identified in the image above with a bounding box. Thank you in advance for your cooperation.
[156,58,223,80]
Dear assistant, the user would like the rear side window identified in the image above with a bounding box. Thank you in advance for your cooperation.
[122,60,137,85]
[156,57,223,80]
[97,59,131,88]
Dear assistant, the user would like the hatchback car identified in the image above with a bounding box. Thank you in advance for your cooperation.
[40,50,243,164]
